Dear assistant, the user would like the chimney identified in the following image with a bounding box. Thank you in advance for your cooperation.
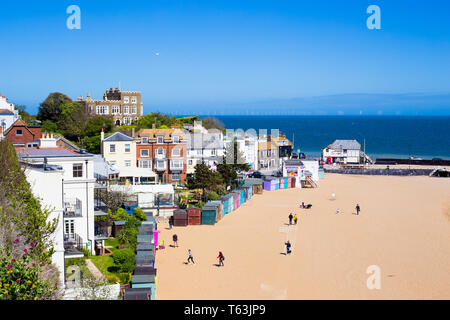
[101,128,104,141]
[132,127,135,138]
[152,123,156,129]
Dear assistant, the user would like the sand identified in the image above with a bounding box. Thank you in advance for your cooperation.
[155,174,450,299]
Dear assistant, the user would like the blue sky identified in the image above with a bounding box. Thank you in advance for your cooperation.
[0,0,449,115]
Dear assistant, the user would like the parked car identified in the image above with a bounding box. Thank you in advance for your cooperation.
[248,171,263,179]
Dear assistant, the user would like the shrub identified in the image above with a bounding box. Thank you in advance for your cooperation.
[105,274,120,284]
[117,228,138,250]
[117,273,131,284]
[82,247,91,257]
[133,208,147,221]
[206,191,219,201]
[112,249,135,273]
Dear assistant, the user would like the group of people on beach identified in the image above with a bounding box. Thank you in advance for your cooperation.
[171,233,225,267]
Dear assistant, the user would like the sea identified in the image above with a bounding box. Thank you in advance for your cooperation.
[209,116,450,160]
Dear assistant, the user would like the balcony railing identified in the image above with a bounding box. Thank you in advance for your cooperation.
[64,233,84,256]
[64,198,82,217]
[170,161,184,171]
[94,226,109,239]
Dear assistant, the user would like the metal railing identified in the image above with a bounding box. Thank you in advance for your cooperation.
[64,233,84,255]
[64,198,82,217]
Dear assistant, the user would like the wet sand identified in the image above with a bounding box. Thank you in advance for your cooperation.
[155,174,450,299]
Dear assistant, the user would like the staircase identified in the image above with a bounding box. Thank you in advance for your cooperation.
[306,176,318,188]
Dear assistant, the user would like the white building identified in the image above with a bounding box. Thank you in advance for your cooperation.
[17,133,96,261]
[282,159,319,188]
[101,130,137,168]
[224,132,259,170]
[25,163,66,288]
[186,130,225,175]
[0,93,20,138]
[322,140,362,164]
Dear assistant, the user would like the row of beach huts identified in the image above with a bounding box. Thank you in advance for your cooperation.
[173,177,297,226]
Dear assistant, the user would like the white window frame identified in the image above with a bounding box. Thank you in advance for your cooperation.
[131,105,137,114]
[125,144,131,153]
[140,149,149,157]
[172,148,181,157]
[124,160,131,167]
[110,144,116,153]
[96,105,109,115]
[123,106,129,114]
[138,159,152,169]
[157,136,164,144]
[123,96,130,104]
[112,105,120,114]
[142,137,149,144]
[173,135,180,143]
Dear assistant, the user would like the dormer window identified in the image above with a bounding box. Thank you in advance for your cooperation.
[157,136,164,144]
[173,135,180,143]
[142,137,149,144]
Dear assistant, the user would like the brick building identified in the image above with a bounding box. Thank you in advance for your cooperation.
[4,119,42,147]
[136,127,188,184]
[77,87,144,126]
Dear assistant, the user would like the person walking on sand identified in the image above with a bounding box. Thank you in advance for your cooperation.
[173,234,178,247]
[293,214,298,225]
[356,204,360,215]
[288,213,293,225]
[217,251,225,267]
[187,249,195,264]
[285,240,292,255]
[168,216,173,229]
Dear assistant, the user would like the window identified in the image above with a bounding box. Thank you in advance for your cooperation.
[142,137,149,144]
[170,159,183,170]
[156,147,165,157]
[131,105,137,114]
[15,129,23,136]
[1,121,5,133]
[211,149,216,156]
[140,149,149,157]
[123,117,131,125]
[172,173,181,181]
[172,148,180,157]
[173,135,180,143]
[110,144,116,153]
[131,96,137,104]
[123,106,129,114]
[112,106,120,114]
[96,105,109,114]
[73,163,83,178]
[125,160,131,167]
[188,160,193,165]
[156,160,165,170]
[157,136,164,144]
[123,96,129,104]
[125,144,131,153]
[138,159,151,169]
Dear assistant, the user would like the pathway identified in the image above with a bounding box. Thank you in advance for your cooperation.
[86,259,106,280]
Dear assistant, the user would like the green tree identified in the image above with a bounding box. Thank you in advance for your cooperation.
[80,135,101,154]
[84,115,114,137]
[14,105,32,124]
[187,162,223,201]
[57,102,88,142]
[41,120,58,134]
[37,92,72,123]
[112,249,135,273]
[133,208,147,221]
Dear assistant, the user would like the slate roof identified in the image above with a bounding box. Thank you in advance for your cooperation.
[327,140,361,150]
[17,148,93,158]
[103,131,134,142]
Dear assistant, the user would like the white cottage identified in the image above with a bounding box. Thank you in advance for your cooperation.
[322,140,362,164]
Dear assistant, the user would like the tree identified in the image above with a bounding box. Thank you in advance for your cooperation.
[137,112,178,130]
[217,139,251,189]
[200,117,225,132]
[187,162,223,201]
[84,115,114,137]
[41,120,58,133]
[133,208,147,221]
[0,139,61,299]
[14,105,32,124]
[57,102,89,142]
[37,93,72,123]
[80,135,101,154]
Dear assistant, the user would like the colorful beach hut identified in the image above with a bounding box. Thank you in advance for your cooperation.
[201,203,218,225]
[186,207,201,225]
[173,209,188,227]
[131,274,156,300]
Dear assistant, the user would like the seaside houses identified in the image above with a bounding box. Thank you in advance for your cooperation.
[135,127,188,184]
[101,130,137,168]
[272,134,293,166]
[223,132,259,170]
[258,135,280,171]
[0,93,20,137]
[4,119,41,148]
[17,134,97,255]
[186,122,225,175]
[77,87,144,126]
[322,139,362,164]
[282,159,319,188]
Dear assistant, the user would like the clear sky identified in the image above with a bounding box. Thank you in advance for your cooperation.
[0,0,449,115]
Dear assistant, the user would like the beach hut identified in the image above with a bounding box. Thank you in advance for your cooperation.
[252,180,264,194]
[264,179,277,191]
[136,243,155,255]
[201,203,218,225]
[186,207,201,225]
[207,200,224,222]
[137,234,153,244]
[143,215,157,230]
[173,209,188,227]
[135,254,155,268]
[134,266,157,276]
[123,288,152,300]
[138,224,153,234]
[279,178,285,189]
[219,195,229,215]
[284,177,289,189]
[131,274,156,300]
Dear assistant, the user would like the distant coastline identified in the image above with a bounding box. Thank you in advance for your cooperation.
[191,115,450,160]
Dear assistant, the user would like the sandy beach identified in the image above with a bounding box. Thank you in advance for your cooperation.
[155,174,450,300]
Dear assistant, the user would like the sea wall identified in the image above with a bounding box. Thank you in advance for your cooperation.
[324,168,434,176]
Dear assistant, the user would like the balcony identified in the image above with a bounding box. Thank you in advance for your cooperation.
[170,160,184,171]
[64,198,82,217]
[94,225,109,240]
[64,233,84,257]
[155,161,167,171]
